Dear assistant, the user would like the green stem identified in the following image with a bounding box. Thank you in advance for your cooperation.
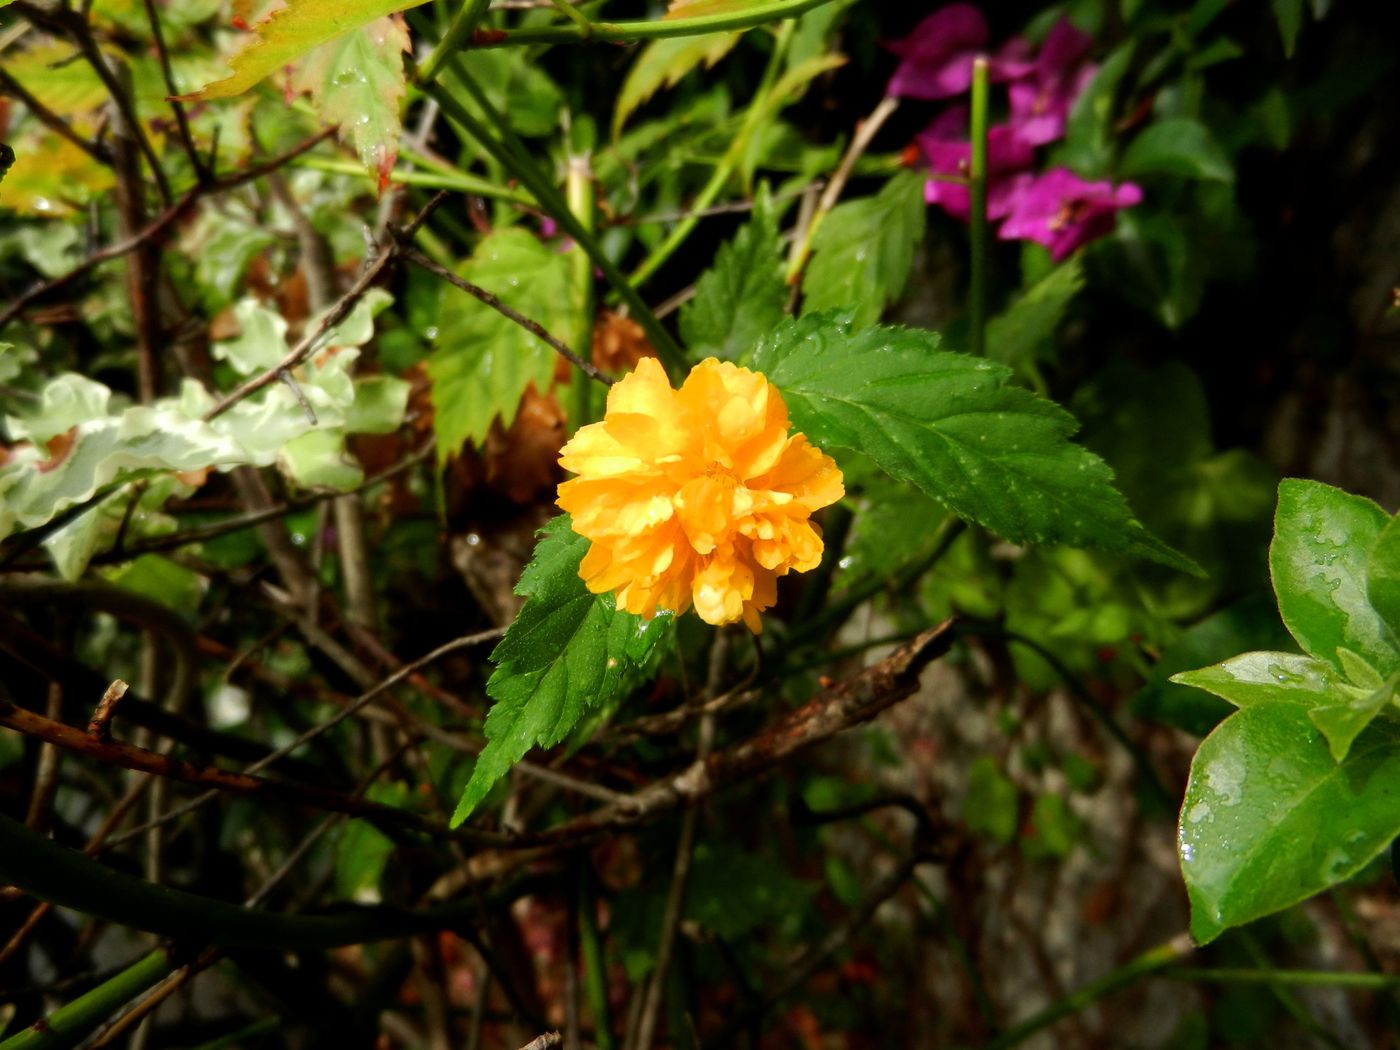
[416,0,493,86]
[968,55,990,357]
[1170,968,1400,988]
[421,65,687,377]
[0,950,175,1050]
[982,937,1192,1050]
[577,865,614,1050]
[0,812,515,951]
[296,157,534,203]
[183,1017,281,1050]
[465,0,834,47]
[545,0,594,34]
[628,21,796,289]
[567,149,599,431]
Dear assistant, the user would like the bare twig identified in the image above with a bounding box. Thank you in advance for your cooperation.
[404,247,614,386]
[139,0,204,182]
[518,1034,563,1050]
[87,679,129,742]
[0,65,112,163]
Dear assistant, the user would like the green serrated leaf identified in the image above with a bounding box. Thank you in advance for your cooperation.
[443,50,565,140]
[679,192,785,362]
[1270,478,1399,675]
[426,228,577,461]
[1366,514,1400,634]
[1181,704,1400,944]
[750,313,1197,572]
[290,17,410,187]
[451,516,671,825]
[613,32,741,138]
[182,0,429,101]
[986,258,1084,370]
[801,171,924,329]
[1121,118,1234,183]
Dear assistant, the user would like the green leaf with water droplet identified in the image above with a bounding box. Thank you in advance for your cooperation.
[181,0,427,101]
[1270,478,1399,675]
[426,228,579,462]
[1180,703,1400,944]
[451,515,671,826]
[749,313,1198,573]
[1367,513,1400,637]
[1171,651,1341,709]
[289,16,410,190]
[800,172,925,330]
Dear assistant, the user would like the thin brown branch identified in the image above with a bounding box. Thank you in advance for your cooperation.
[0,692,507,845]
[139,0,204,183]
[0,128,338,336]
[404,247,615,387]
[0,65,112,164]
[87,679,129,742]
[104,626,507,847]
[518,1034,563,1050]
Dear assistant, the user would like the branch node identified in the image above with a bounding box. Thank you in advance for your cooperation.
[88,680,129,742]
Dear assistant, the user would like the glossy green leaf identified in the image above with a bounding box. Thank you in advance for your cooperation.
[1366,514,1400,634]
[426,228,577,460]
[613,32,741,138]
[183,0,430,101]
[986,258,1083,370]
[1180,704,1400,944]
[679,193,785,362]
[1270,478,1398,675]
[1171,651,1342,709]
[801,171,924,329]
[750,314,1197,572]
[1121,118,1234,182]
[451,517,671,825]
[1306,674,1396,763]
[289,16,410,188]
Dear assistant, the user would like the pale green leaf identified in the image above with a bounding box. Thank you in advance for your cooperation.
[451,516,671,825]
[614,32,741,137]
[1171,651,1341,709]
[280,428,362,490]
[801,171,924,329]
[1367,514,1400,635]
[750,314,1197,572]
[426,228,577,460]
[182,0,430,101]
[212,299,290,374]
[289,17,410,186]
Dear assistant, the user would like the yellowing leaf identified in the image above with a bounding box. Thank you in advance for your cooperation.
[0,134,115,216]
[4,44,109,130]
[181,0,429,101]
[666,0,759,17]
[289,16,410,189]
[613,32,740,137]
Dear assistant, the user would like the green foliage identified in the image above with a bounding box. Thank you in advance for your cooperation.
[451,517,671,825]
[289,17,411,186]
[801,171,925,329]
[1121,119,1234,183]
[985,259,1084,370]
[1175,480,1400,943]
[613,32,742,138]
[963,756,1017,844]
[426,228,577,461]
[750,313,1196,572]
[185,0,428,100]
[678,192,786,361]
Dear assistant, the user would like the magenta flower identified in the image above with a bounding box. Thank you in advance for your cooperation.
[1007,19,1096,146]
[885,4,1032,100]
[916,108,1035,222]
[998,168,1142,261]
